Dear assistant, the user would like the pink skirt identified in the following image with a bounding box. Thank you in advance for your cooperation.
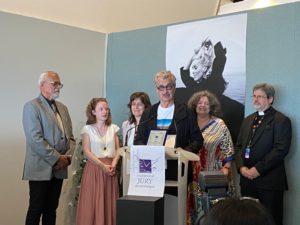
[76,159,119,225]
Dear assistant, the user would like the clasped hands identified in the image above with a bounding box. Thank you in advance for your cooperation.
[240,166,260,180]
[54,155,72,170]
[102,164,116,176]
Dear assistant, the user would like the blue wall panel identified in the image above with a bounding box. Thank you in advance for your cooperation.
[106,3,300,225]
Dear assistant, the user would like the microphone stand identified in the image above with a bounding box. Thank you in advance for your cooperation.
[124,115,154,147]
[124,125,136,147]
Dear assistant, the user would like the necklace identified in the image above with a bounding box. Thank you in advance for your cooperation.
[102,133,107,151]
[95,124,107,151]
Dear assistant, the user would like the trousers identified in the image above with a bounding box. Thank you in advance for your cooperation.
[25,178,63,225]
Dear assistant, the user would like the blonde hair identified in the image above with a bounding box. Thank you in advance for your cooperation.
[154,70,176,86]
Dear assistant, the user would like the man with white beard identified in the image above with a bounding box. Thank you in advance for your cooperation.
[22,71,75,225]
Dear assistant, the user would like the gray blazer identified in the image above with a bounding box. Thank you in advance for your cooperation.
[22,95,76,180]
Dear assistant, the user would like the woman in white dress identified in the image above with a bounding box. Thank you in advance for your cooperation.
[76,98,120,225]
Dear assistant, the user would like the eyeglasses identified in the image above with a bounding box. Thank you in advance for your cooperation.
[156,84,174,91]
[131,102,144,108]
[48,81,63,88]
[252,95,267,100]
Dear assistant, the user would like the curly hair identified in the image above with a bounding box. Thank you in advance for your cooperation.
[127,92,151,124]
[85,98,112,125]
[188,90,222,117]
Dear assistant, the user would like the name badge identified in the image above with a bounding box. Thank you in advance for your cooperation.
[245,147,250,159]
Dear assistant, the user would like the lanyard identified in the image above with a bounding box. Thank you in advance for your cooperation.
[245,114,264,159]
[247,115,265,148]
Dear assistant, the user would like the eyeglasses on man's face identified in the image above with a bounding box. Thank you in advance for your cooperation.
[251,95,267,100]
[48,81,63,89]
[156,84,174,91]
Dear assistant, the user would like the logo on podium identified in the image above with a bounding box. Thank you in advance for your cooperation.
[139,159,152,173]
[128,145,165,197]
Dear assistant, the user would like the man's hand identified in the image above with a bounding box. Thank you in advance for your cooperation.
[54,155,71,170]
[248,167,260,179]
[240,166,260,180]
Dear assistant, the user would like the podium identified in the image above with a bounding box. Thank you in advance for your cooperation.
[117,195,164,225]
[120,146,199,225]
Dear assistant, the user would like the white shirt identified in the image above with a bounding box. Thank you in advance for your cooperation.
[157,104,174,129]
[81,124,120,158]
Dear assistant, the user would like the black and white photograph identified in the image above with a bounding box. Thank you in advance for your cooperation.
[166,13,247,141]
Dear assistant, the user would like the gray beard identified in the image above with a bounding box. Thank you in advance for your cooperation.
[52,92,60,99]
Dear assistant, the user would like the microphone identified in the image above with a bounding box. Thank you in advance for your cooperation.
[124,115,154,146]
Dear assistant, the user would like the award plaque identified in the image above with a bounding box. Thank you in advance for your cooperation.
[164,134,176,148]
[147,130,167,146]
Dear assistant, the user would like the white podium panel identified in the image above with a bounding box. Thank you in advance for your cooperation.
[121,146,199,225]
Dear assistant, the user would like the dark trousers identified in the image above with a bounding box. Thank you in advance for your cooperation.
[25,178,63,225]
[241,184,284,225]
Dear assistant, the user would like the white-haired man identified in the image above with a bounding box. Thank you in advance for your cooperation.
[22,71,75,225]
[135,70,203,195]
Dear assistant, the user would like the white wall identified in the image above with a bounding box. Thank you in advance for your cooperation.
[0,0,221,33]
[0,11,106,225]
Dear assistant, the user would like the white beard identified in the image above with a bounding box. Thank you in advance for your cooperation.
[52,91,60,99]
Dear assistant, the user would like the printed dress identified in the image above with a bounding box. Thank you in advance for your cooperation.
[186,118,234,225]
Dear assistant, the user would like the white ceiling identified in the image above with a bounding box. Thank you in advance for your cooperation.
[0,0,228,33]
[2,0,295,33]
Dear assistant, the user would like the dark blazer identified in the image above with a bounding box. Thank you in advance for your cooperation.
[235,107,292,190]
[134,102,203,153]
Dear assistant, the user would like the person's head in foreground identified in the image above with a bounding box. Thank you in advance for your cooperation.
[202,198,275,225]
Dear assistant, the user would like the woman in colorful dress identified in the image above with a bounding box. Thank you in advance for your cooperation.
[186,90,235,225]
[76,98,120,225]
